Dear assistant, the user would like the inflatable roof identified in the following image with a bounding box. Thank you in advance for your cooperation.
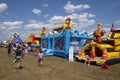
[11,32,22,44]
[7,32,23,44]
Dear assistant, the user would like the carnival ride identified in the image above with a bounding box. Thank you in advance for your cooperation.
[76,24,120,65]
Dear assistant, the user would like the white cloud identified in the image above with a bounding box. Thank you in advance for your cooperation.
[25,23,40,29]
[43,4,48,7]
[115,20,120,25]
[29,19,38,23]
[0,21,23,41]
[0,3,8,13]
[116,28,120,30]
[44,14,49,17]
[83,4,90,9]
[24,12,96,35]
[78,19,95,27]
[24,21,44,30]
[79,13,88,18]
[49,12,95,29]
[66,13,78,19]
[32,8,42,15]
[103,28,110,32]
[0,21,23,30]
[105,24,111,26]
[24,21,55,37]
[88,13,96,17]
[24,19,56,33]
[49,15,65,24]
[103,28,111,37]
[63,1,90,13]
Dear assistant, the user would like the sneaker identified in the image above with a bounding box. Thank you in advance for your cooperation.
[15,67,19,70]
[13,59,16,63]
[19,66,24,69]
[88,64,90,66]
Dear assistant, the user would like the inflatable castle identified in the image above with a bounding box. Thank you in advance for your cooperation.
[26,33,41,45]
[76,24,120,65]
[40,18,92,58]
[5,32,23,44]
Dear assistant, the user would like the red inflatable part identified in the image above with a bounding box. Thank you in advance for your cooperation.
[102,63,109,69]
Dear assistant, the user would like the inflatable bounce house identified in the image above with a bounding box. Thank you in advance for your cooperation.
[40,18,92,58]
[26,33,41,45]
[76,24,120,65]
[25,33,41,52]
[6,32,23,44]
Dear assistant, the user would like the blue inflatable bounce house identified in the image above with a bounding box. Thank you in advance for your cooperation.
[40,18,92,58]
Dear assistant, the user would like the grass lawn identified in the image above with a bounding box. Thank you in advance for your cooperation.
[0,48,120,80]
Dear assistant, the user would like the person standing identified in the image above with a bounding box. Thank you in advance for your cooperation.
[12,44,17,55]
[14,46,23,70]
[85,51,93,66]
[7,43,12,57]
[37,49,43,67]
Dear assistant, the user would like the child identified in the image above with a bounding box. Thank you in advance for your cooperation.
[25,47,28,54]
[37,49,43,67]
[14,46,23,70]
[85,51,93,66]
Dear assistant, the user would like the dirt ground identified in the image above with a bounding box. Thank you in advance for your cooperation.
[0,48,120,80]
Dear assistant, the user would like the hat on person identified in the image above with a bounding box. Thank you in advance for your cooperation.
[66,17,71,21]
[98,23,103,27]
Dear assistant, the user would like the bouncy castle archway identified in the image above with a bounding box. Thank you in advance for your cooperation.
[81,41,104,57]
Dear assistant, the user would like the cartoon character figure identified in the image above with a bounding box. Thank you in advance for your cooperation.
[63,17,73,30]
[94,23,106,43]
[40,27,46,35]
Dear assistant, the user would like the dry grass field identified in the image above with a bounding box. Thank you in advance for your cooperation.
[0,48,120,80]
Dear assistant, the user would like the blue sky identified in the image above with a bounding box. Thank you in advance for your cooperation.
[0,0,120,42]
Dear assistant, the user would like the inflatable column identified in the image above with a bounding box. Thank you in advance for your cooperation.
[64,29,71,58]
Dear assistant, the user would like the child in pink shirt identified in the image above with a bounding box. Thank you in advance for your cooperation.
[37,49,43,66]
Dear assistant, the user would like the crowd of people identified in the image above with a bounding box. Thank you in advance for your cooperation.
[6,42,44,72]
